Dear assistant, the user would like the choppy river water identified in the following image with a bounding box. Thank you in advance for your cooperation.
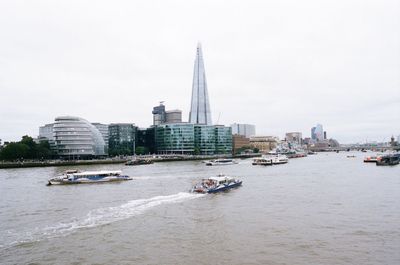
[0,152,399,265]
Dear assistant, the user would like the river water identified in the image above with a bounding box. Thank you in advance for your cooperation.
[0,152,399,265]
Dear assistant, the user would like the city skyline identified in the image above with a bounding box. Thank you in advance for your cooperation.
[0,1,399,144]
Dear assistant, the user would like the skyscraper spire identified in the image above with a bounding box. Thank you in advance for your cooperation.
[189,43,212,125]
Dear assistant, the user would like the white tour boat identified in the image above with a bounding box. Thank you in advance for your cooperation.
[252,157,273,166]
[47,170,132,185]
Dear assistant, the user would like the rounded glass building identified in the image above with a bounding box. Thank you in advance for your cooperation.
[54,116,106,158]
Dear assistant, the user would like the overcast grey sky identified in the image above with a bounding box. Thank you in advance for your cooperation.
[0,0,399,144]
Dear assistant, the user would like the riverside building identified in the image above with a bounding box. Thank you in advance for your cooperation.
[108,123,137,156]
[53,116,106,158]
[155,123,232,155]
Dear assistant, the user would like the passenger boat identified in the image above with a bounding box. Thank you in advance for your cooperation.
[47,170,132,185]
[125,158,153,166]
[270,154,289,165]
[376,153,400,166]
[205,159,238,166]
[191,174,242,193]
[252,157,273,166]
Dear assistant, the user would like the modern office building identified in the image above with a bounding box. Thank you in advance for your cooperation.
[92,123,109,154]
[231,123,256,138]
[155,123,232,155]
[53,116,106,158]
[155,123,195,154]
[108,123,137,155]
[311,124,324,141]
[215,126,233,154]
[285,132,302,144]
[194,125,216,154]
[189,43,212,125]
[136,127,156,154]
[39,123,54,141]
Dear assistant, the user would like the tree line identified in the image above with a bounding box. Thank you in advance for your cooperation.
[0,136,54,161]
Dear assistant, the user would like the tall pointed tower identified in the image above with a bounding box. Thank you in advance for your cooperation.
[189,43,212,125]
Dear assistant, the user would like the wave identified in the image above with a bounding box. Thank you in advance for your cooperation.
[2,192,204,249]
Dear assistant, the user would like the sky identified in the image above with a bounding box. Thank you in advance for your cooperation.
[0,0,399,144]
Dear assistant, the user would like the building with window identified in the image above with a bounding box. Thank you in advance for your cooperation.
[92,123,109,154]
[231,123,256,138]
[53,116,106,158]
[155,123,195,154]
[285,132,302,144]
[108,123,137,156]
[155,123,232,155]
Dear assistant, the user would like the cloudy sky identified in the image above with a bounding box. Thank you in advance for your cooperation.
[0,0,399,144]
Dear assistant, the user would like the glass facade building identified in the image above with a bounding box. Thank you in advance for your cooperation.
[155,123,195,154]
[194,125,215,154]
[215,126,233,154]
[155,123,232,155]
[108,123,137,155]
[53,116,106,158]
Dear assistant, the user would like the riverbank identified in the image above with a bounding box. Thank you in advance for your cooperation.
[0,153,261,169]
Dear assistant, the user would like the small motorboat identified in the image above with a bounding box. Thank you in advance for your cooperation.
[47,170,132,185]
[205,159,238,166]
[363,156,379,162]
[191,174,242,193]
[125,158,154,166]
[347,155,356,158]
[252,157,273,166]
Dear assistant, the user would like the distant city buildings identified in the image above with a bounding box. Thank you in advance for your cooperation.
[285,132,302,144]
[189,43,212,125]
[92,123,109,154]
[311,124,324,141]
[231,123,256,138]
[249,136,279,153]
[152,102,182,125]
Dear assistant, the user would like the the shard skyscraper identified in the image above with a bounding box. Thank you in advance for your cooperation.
[189,43,212,125]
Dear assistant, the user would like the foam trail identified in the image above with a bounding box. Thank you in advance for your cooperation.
[2,192,204,248]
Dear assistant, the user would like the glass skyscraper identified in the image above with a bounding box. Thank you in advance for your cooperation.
[189,43,212,125]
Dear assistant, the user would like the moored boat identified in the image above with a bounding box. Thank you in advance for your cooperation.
[205,159,238,166]
[125,158,154,166]
[364,155,379,163]
[191,174,242,193]
[252,157,273,166]
[47,170,132,185]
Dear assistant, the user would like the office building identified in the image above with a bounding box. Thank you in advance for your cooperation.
[92,123,109,154]
[311,124,324,141]
[53,116,106,158]
[136,127,156,154]
[231,123,256,138]
[189,43,212,125]
[108,123,137,155]
[155,123,195,154]
[155,123,232,155]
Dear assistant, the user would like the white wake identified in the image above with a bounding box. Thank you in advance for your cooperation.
[2,192,203,248]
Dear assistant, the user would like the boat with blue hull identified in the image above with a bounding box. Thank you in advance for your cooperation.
[191,174,242,193]
[47,170,132,185]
